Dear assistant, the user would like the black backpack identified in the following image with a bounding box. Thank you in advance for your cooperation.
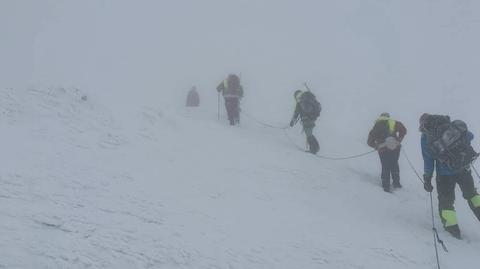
[424,115,479,171]
[372,119,394,142]
[300,91,321,120]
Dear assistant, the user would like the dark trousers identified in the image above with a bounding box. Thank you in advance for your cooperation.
[436,171,480,227]
[378,148,400,188]
[224,98,240,125]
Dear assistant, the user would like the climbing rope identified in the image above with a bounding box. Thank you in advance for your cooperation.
[401,149,447,269]
[242,112,289,130]
[401,148,424,185]
[316,149,376,160]
[244,112,375,160]
[281,128,306,151]
[282,128,375,160]
[246,111,447,269]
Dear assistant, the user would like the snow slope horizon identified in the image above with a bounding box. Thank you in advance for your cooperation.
[1,87,479,268]
[4,0,479,153]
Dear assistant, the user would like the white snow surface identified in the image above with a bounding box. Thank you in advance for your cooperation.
[1,88,479,268]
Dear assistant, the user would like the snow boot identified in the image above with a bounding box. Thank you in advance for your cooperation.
[382,177,391,192]
[445,225,462,239]
[472,206,480,222]
[392,172,401,188]
[307,135,319,154]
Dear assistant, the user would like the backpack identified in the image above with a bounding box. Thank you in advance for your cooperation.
[300,91,321,120]
[372,119,394,141]
[186,89,200,107]
[227,74,240,90]
[223,75,242,97]
[424,116,479,171]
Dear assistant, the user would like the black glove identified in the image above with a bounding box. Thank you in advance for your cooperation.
[423,174,433,192]
[290,120,295,127]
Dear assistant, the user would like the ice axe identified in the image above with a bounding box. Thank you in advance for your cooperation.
[217,91,220,121]
[303,82,311,92]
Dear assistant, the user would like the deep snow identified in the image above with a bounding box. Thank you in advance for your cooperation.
[1,88,479,268]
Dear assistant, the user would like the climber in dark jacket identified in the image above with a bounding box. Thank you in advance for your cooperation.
[186,86,200,107]
[216,74,243,125]
[290,90,320,154]
[420,113,480,239]
[367,112,407,192]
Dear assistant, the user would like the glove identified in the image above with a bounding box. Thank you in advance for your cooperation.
[290,120,295,127]
[423,174,433,192]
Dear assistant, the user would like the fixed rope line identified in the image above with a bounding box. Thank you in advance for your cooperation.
[281,127,375,160]
[245,112,375,160]
[282,128,306,151]
[315,149,375,160]
[242,112,289,130]
[245,113,375,160]
[401,148,424,184]
[401,149,447,269]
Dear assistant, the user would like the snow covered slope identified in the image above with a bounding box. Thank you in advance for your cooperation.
[1,88,478,268]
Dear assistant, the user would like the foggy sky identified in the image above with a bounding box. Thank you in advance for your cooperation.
[1,0,480,127]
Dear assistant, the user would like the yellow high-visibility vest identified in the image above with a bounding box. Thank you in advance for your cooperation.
[377,116,396,134]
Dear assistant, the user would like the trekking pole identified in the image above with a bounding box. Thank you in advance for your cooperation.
[217,92,220,121]
[401,149,447,269]
[293,116,300,126]
[303,82,311,92]
[430,192,444,269]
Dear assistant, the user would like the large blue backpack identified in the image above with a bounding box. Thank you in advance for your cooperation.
[424,116,479,171]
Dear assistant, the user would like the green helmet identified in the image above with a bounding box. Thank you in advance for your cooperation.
[380,112,390,118]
